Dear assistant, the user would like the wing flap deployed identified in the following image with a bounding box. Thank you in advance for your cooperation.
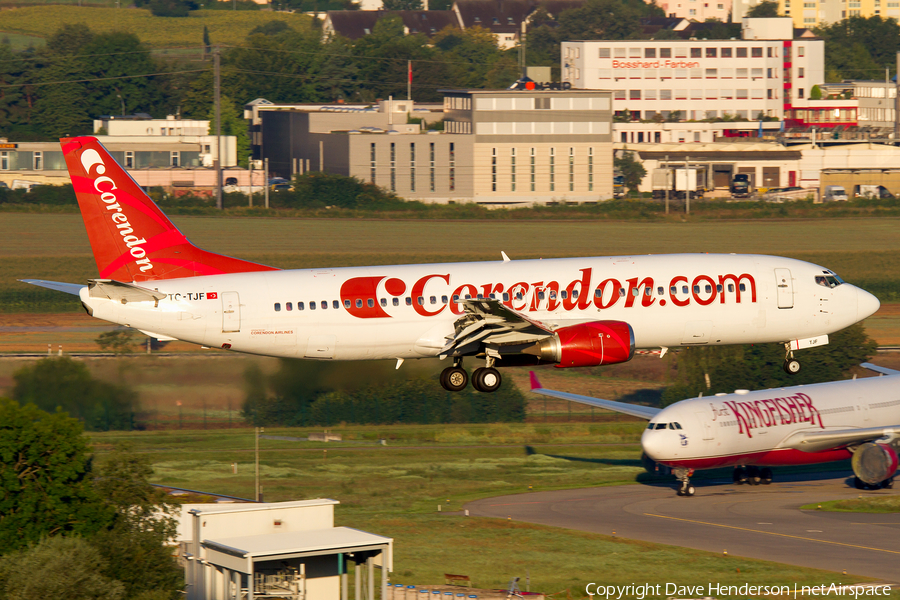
[19,279,85,296]
[528,371,661,420]
[88,279,168,304]
[782,425,900,453]
[440,298,553,357]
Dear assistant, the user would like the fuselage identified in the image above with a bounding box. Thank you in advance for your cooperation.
[80,253,877,362]
[642,375,900,470]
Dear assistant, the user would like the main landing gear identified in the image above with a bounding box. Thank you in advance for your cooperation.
[854,476,893,490]
[674,467,695,496]
[733,466,773,485]
[783,344,801,375]
[439,358,503,393]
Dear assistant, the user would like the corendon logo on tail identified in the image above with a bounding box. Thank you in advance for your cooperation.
[339,268,757,319]
[79,148,153,273]
[720,393,825,439]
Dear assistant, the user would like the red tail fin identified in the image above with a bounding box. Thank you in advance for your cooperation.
[61,137,278,282]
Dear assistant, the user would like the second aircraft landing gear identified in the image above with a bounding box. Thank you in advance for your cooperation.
[673,467,695,496]
[733,466,773,485]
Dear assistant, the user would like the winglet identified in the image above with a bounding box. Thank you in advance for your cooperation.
[529,371,542,390]
[501,251,511,263]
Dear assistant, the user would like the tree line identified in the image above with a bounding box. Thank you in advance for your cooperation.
[3,0,897,144]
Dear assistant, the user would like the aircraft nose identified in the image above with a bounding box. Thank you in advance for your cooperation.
[856,287,881,321]
[641,429,666,461]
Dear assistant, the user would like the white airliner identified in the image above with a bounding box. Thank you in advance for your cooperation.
[24,137,880,392]
[529,364,900,496]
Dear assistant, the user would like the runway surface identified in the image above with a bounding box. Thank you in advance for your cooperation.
[465,472,900,582]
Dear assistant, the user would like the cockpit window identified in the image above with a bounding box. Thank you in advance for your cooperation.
[669,422,682,430]
[815,271,844,289]
[655,423,667,430]
[647,423,655,430]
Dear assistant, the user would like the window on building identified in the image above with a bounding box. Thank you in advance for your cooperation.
[370,143,376,183]
[751,47,763,57]
[660,48,672,58]
[614,90,626,100]
[629,47,641,57]
[530,148,535,192]
[798,88,805,98]
[737,89,749,99]
[630,89,641,100]
[736,68,748,78]
[33,151,42,170]
[660,89,672,100]
[491,147,497,192]
[549,148,555,191]
[722,47,732,58]
[614,47,626,58]
[706,68,717,78]
[429,142,435,192]
[645,48,656,58]
[390,142,396,192]
[0,151,7,170]
[409,142,416,192]
[588,147,593,192]
[767,47,773,57]
[535,97,551,109]
[736,47,748,58]
[599,48,611,58]
[568,148,574,192]
[125,151,134,168]
[170,151,179,167]
[449,142,455,191]
[751,68,763,78]
[799,67,805,78]
[798,46,805,57]
[706,47,717,58]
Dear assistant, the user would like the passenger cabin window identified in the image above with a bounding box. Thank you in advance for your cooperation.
[368,298,375,307]
[274,303,281,311]
[356,299,363,308]
[503,293,510,301]
[430,296,437,304]
[417,297,424,305]
[406,297,412,306]
[393,298,400,306]
[286,302,293,311]
[299,302,305,310]
[442,295,448,303]
[333,300,340,309]
[381,298,387,307]
[321,301,327,309]
[344,300,351,308]
[310,301,316,310]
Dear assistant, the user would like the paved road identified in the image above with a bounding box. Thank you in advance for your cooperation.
[465,472,900,583]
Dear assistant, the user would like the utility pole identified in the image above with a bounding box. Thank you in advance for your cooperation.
[264,158,270,209]
[664,154,669,215]
[255,426,263,502]
[519,20,527,79]
[407,60,412,101]
[895,52,900,145]
[214,46,223,210]
[685,155,690,216]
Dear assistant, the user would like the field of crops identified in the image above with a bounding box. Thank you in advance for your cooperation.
[0,6,309,48]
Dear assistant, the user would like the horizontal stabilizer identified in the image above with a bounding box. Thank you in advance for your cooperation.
[19,279,85,296]
[137,329,179,342]
[88,279,168,304]
[860,363,900,376]
[528,371,660,420]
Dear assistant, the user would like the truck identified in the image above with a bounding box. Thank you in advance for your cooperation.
[730,173,751,198]
[651,168,707,200]
[823,185,848,202]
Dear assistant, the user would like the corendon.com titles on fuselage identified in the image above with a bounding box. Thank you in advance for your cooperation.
[22,137,881,394]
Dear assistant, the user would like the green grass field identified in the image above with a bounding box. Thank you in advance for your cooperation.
[0,6,309,48]
[87,427,896,597]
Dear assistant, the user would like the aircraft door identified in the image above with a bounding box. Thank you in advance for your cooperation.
[695,412,715,441]
[221,291,241,332]
[774,268,793,309]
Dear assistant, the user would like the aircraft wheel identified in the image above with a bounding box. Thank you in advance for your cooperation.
[854,476,867,490]
[882,478,894,489]
[441,367,468,392]
[747,466,761,485]
[676,487,684,496]
[760,467,773,485]
[472,367,502,393]
[783,359,801,375]
[685,485,695,497]
[733,467,746,484]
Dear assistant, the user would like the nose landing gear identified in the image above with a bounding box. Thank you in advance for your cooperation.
[783,344,801,375]
[674,467,695,496]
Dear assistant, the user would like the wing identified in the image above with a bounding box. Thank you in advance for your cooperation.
[860,363,900,376]
[439,298,554,357]
[528,371,661,420]
[783,425,900,453]
[19,279,85,296]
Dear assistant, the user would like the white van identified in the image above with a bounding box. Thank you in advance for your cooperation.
[823,185,848,202]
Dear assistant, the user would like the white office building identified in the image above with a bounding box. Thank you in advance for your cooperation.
[561,18,825,123]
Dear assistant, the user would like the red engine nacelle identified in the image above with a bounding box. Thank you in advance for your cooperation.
[524,321,635,368]
[852,442,899,485]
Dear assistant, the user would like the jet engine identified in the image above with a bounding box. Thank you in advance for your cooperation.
[524,321,635,368]
[851,442,899,485]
